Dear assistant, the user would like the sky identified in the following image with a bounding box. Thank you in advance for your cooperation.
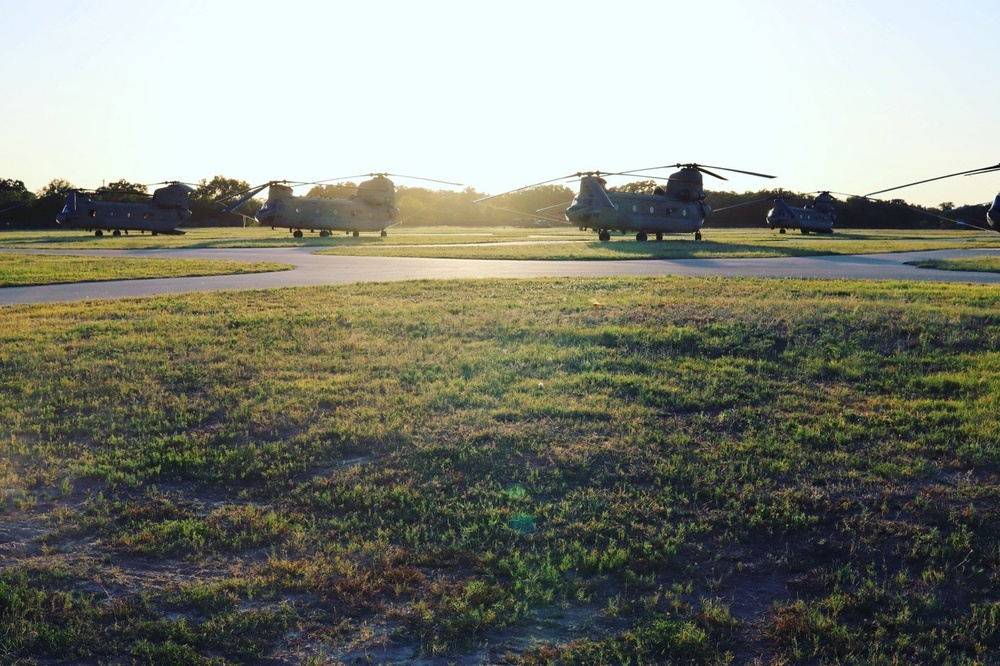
[2,0,998,208]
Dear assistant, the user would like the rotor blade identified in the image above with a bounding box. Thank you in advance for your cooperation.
[220,182,272,213]
[475,202,569,225]
[303,173,378,186]
[865,163,1000,197]
[618,164,726,181]
[473,173,581,204]
[619,163,776,180]
[302,173,463,188]
[382,173,464,187]
[0,201,30,215]
[709,197,776,213]
[536,200,573,212]
[963,164,1000,176]
[697,164,777,179]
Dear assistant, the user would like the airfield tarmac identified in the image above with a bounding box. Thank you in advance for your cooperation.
[1,246,1000,306]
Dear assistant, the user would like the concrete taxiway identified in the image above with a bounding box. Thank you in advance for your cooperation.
[1,247,999,307]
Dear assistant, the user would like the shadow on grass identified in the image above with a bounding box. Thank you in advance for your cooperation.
[579,239,838,260]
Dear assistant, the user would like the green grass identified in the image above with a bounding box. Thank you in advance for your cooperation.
[908,256,1000,273]
[3,226,998,260]
[0,254,291,287]
[2,278,1000,663]
[317,228,1000,260]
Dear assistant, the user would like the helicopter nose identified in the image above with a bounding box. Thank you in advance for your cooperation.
[766,208,785,222]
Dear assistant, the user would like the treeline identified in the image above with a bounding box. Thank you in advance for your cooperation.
[1,175,986,231]
[0,176,257,230]
[706,189,986,230]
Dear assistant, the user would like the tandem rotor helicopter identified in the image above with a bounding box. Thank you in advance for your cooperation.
[55,181,194,236]
[477,163,776,241]
[866,162,1000,231]
[221,173,463,238]
[766,191,837,234]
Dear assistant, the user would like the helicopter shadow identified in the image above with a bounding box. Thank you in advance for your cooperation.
[581,237,838,260]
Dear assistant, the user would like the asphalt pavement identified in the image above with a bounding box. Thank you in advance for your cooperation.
[2,246,1000,307]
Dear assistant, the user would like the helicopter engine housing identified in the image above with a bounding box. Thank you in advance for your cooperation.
[357,176,396,207]
[665,168,706,202]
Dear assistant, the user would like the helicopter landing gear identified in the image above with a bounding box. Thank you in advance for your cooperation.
[95,230,103,237]
[656,232,663,241]
[353,230,359,238]
[112,229,122,237]
[381,230,387,237]
[293,229,303,238]
[636,231,647,242]
[598,230,611,242]
[319,230,330,237]
[695,231,702,241]
[779,228,786,234]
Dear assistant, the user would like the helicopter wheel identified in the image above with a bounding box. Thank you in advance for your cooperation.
[319,230,330,237]
[656,233,663,241]
[380,230,387,237]
[293,230,303,238]
[636,232,647,242]
[353,231,359,238]
[95,230,103,237]
[112,229,121,237]
[694,231,702,241]
[598,230,611,242]
[800,229,809,235]
[779,228,786,234]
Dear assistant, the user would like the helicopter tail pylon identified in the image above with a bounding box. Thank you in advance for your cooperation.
[55,190,80,226]
[570,173,616,211]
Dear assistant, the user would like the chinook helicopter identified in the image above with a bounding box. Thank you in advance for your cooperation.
[223,173,462,238]
[477,163,775,241]
[55,182,194,236]
[866,162,1000,230]
[766,191,836,234]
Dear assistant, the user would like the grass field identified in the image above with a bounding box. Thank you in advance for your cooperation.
[2,227,998,261]
[907,256,1000,274]
[2,277,1000,664]
[0,253,291,287]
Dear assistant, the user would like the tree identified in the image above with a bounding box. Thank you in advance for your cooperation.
[0,179,34,210]
[611,180,659,195]
[96,179,148,202]
[192,175,251,205]
[190,176,256,227]
[307,183,357,200]
[37,178,76,199]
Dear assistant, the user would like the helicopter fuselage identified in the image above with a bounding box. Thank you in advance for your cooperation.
[766,195,835,234]
[566,172,711,241]
[56,190,189,236]
[568,192,708,235]
[255,196,398,235]
[254,177,400,237]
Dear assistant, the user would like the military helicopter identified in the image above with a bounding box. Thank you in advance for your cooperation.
[866,162,1000,230]
[766,191,836,234]
[222,173,463,238]
[55,181,194,236]
[477,163,775,241]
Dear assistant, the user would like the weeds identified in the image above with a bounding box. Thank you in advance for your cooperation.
[1,277,1000,662]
